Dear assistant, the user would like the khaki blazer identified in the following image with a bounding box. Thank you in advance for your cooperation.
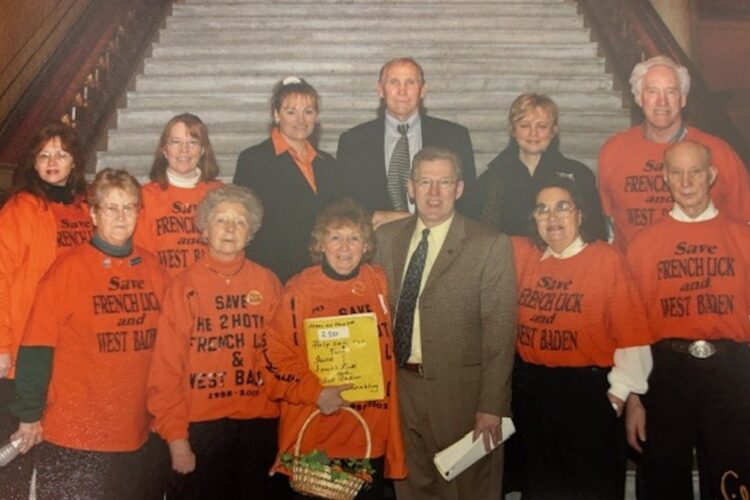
[374,213,517,448]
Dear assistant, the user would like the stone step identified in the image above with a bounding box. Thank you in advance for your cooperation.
[165,15,584,31]
[109,109,628,133]
[170,2,576,17]
[158,28,590,45]
[134,73,617,94]
[97,151,600,177]
[143,58,605,76]
[123,91,622,111]
[150,43,597,60]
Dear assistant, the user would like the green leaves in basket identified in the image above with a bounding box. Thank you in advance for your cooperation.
[281,450,376,483]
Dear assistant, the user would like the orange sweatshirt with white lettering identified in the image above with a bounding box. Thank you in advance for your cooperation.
[627,212,750,342]
[264,264,406,479]
[135,181,222,276]
[0,193,91,376]
[147,253,282,444]
[513,238,652,367]
[21,243,167,452]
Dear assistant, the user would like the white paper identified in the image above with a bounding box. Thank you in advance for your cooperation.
[433,418,516,481]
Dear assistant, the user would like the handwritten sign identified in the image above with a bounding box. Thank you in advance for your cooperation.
[304,313,384,402]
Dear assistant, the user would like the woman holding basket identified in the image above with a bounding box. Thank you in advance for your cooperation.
[264,199,406,499]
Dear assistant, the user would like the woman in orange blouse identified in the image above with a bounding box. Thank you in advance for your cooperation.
[265,199,406,499]
[233,77,344,282]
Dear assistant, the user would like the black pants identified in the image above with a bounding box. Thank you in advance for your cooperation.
[35,433,164,500]
[514,360,626,500]
[642,342,750,500]
[0,378,36,500]
[291,456,385,500]
[165,417,290,500]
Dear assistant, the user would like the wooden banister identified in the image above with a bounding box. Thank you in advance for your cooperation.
[0,0,172,183]
[576,0,750,165]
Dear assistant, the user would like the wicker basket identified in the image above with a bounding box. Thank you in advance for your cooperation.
[288,407,372,500]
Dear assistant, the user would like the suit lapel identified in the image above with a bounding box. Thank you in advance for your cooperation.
[424,215,466,292]
[421,115,435,147]
[389,217,417,302]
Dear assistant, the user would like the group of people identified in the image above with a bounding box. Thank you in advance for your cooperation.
[0,53,748,500]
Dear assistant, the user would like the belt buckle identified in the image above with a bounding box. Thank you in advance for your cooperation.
[688,340,716,359]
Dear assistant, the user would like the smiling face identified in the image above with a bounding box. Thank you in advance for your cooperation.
[162,121,203,176]
[203,201,253,261]
[35,137,75,186]
[91,188,140,247]
[663,142,716,218]
[322,224,367,276]
[512,107,557,157]
[377,60,425,122]
[638,65,686,138]
[407,158,464,228]
[274,93,318,146]
[534,187,582,253]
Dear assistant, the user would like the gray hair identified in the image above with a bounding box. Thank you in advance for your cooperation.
[629,55,691,100]
[378,57,425,85]
[88,168,141,208]
[196,185,263,238]
[411,146,463,181]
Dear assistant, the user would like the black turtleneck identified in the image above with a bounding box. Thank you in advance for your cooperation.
[43,183,75,205]
[322,258,361,281]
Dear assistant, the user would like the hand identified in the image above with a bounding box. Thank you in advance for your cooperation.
[316,384,353,415]
[607,392,625,418]
[12,421,43,453]
[169,439,196,474]
[372,210,411,230]
[472,412,502,453]
[0,353,11,379]
[625,394,646,453]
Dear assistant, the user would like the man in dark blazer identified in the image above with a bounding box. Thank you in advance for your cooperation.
[374,146,516,499]
[337,57,476,229]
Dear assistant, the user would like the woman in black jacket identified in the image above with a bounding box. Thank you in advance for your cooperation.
[233,77,343,282]
[477,93,606,240]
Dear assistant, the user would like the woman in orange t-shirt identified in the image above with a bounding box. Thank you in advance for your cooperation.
[11,169,168,500]
[0,124,92,500]
[135,113,222,277]
[265,199,406,499]
[512,179,652,500]
[148,185,288,499]
[233,77,344,282]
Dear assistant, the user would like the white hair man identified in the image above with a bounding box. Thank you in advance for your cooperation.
[598,55,750,252]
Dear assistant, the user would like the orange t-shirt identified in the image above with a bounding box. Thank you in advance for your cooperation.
[21,243,168,452]
[50,200,94,253]
[598,126,750,253]
[148,253,282,443]
[135,181,222,276]
[627,212,750,342]
[513,238,652,367]
[265,264,406,479]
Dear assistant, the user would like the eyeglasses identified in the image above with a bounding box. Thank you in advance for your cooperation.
[97,204,139,218]
[36,151,71,163]
[165,139,201,150]
[531,200,577,220]
[413,178,457,190]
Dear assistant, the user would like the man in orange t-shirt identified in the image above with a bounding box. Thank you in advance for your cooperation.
[627,141,750,499]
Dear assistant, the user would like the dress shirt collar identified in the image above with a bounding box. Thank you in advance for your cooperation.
[669,201,718,222]
[385,111,421,136]
[271,127,318,162]
[541,236,587,261]
[413,214,453,249]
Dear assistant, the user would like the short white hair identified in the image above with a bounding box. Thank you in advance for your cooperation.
[629,55,691,100]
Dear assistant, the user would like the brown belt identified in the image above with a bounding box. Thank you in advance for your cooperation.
[402,363,424,376]
[655,338,741,359]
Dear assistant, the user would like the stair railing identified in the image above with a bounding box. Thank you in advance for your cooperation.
[575,0,750,165]
[0,0,173,191]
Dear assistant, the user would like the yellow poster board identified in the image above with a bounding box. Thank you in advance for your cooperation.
[304,312,384,402]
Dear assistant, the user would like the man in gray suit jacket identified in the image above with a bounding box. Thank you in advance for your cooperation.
[374,146,516,499]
